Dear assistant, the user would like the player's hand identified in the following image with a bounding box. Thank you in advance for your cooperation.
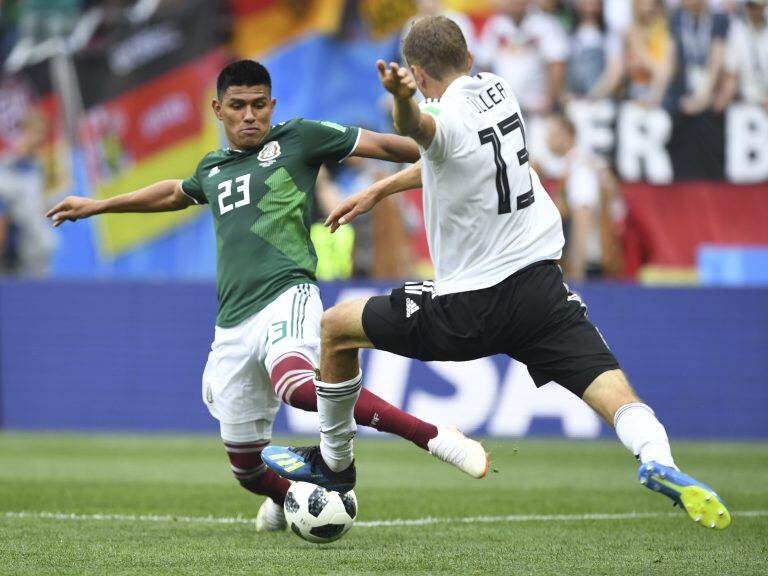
[377,60,416,101]
[324,188,379,233]
[46,196,100,227]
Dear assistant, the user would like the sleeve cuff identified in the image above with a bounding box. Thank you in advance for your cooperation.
[179,182,201,205]
[339,127,362,163]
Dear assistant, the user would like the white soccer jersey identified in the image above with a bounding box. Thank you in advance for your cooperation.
[418,73,564,296]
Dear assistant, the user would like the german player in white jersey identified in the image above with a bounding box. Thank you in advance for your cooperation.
[408,77,563,295]
[263,16,732,531]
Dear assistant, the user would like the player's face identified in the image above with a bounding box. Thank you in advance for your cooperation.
[213,85,276,150]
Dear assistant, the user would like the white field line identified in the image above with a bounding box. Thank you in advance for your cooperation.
[2,510,767,528]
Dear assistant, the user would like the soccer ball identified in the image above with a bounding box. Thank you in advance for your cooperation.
[283,482,357,544]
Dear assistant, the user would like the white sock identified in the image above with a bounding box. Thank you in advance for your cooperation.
[614,402,677,468]
[314,372,362,472]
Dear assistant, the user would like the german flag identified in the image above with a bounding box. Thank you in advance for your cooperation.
[229,0,344,58]
[75,0,228,256]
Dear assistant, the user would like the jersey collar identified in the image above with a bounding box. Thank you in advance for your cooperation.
[443,74,473,98]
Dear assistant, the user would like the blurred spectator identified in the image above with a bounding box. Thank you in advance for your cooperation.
[337,158,413,279]
[311,166,354,281]
[564,0,624,101]
[625,0,676,108]
[547,113,623,280]
[535,0,576,30]
[322,159,377,278]
[477,0,569,115]
[313,159,411,280]
[714,0,768,111]
[666,0,741,13]
[668,0,729,114]
[0,111,56,276]
[605,0,633,34]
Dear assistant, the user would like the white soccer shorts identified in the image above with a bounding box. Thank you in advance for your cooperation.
[202,283,322,426]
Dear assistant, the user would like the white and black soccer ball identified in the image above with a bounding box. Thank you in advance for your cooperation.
[283,482,357,544]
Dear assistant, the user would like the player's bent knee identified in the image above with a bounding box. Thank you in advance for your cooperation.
[320,298,370,351]
[583,369,641,423]
[320,306,342,339]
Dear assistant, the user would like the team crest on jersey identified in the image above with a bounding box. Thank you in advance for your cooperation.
[257,141,281,167]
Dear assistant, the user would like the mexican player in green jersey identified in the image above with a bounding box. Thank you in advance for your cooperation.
[47,60,486,532]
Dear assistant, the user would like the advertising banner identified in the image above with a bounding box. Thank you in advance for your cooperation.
[2,281,766,439]
[622,181,768,275]
[73,0,227,256]
[570,100,768,184]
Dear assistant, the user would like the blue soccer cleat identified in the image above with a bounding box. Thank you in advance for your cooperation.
[261,445,356,492]
[639,461,731,530]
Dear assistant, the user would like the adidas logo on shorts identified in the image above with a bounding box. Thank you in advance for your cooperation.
[405,298,420,318]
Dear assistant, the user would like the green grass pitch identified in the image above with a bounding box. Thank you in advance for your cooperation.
[1,432,766,575]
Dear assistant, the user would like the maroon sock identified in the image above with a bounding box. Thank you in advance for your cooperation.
[224,441,289,505]
[269,353,438,451]
[239,469,290,506]
[354,388,437,450]
[270,352,318,407]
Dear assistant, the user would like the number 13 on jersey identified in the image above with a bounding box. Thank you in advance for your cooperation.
[478,113,535,215]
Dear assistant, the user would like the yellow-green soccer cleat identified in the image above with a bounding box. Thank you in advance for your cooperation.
[639,461,731,530]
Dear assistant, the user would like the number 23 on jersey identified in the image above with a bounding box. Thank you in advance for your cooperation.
[217,174,251,215]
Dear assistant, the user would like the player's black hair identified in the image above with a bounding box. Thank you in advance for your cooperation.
[216,60,272,99]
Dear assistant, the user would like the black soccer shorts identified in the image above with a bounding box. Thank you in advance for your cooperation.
[361,261,620,397]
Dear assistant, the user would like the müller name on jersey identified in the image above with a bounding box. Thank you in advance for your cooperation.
[465,80,508,114]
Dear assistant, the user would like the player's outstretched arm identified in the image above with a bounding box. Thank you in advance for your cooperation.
[46,180,194,227]
[377,60,435,150]
[353,129,420,163]
[324,160,422,233]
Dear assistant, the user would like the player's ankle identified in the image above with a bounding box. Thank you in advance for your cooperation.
[639,441,676,469]
[320,439,354,472]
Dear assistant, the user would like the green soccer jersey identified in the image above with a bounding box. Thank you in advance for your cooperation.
[181,118,360,327]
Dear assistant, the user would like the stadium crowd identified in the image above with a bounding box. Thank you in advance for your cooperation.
[0,0,766,280]
[397,0,768,280]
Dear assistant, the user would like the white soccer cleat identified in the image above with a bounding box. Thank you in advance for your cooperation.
[427,425,490,479]
[255,497,287,532]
